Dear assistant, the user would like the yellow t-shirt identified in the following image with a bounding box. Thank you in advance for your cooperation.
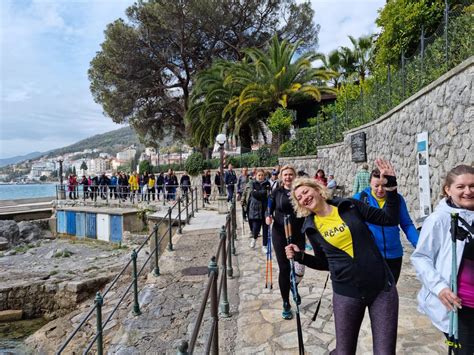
[148,178,155,188]
[314,206,354,258]
[371,190,386,208]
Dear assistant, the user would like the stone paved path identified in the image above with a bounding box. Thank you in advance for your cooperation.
[92,204,446,354]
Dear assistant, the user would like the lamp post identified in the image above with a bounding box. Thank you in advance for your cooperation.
[216,134,226,196]
[57,156,65,200]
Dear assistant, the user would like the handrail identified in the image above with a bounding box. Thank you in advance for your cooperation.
[179,197,237,354]
[57,187,200,354]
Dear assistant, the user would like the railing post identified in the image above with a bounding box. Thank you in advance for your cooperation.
[387,64,392,107]
[226,221,233,279]
[95,292,104,355]
[131,250,142,316]
[444,0,449,70]
[195,187,199,213]
[401,50,406,98]
[202,187,205,209]
[190,188,195,218]
[176,340,189,355]
[167,207,174,251]
[178,198,182,234]
[185,191,189,223]
[219,226,230,318]
[208,257,219,355]
[153,224,160,276]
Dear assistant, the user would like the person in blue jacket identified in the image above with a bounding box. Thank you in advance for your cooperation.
[354,168,418,283]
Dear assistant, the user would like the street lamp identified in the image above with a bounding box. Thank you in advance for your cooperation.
[216,133,226,196]
[57,156,65,200]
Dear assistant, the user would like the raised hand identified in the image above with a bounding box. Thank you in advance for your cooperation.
[374,158,397,191]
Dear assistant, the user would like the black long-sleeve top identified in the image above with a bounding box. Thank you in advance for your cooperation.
[298,192,400,301]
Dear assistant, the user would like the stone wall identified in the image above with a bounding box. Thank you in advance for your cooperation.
[280,57,473,220]
[0,275,112,319]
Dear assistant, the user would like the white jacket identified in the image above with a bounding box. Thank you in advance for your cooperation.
[411,198,474,333]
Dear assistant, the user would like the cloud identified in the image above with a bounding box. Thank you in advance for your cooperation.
[0,0,133,159]
[302,0,386,54]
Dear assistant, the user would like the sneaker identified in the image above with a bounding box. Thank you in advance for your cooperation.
[262,246,268,254]
[249,239,256,248]
[282,301,293,320]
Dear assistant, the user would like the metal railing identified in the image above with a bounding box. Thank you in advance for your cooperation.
[56,187,199,354]
[176,198,237,355]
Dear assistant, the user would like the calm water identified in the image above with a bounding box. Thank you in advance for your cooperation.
[0,184,56,200]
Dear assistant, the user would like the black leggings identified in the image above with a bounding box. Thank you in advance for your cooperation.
[385,257,403,284]
[272,224,305,304]
[249,219,269,246]
[331,286,398,355]
[444,305,474,355]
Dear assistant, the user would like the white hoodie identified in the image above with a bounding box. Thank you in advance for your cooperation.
[411,198,474,333]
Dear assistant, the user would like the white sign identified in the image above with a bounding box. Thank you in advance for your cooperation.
[417,132,431,218]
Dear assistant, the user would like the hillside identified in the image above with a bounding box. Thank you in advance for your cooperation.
[0,151,44,168]
[44,126,143,158]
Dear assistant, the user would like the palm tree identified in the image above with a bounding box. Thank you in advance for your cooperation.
[345,35,374,82]
[229,36,335,134]
[320,49,344,87]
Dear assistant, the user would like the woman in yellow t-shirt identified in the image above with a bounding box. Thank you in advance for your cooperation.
[286,158,400,354]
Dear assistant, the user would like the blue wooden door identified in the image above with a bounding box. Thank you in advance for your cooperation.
[57,211,66,234]
[66,211,76,235]
[109,215,122,243]
[76,213,86,238]
[86,213,97,239]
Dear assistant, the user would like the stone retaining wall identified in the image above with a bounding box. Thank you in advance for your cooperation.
[0,276,112,319]
[280,57,473,220]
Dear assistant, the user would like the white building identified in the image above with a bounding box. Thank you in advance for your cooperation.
[117,147,136,161]
[89,158,108,175]
[29,161,55,180]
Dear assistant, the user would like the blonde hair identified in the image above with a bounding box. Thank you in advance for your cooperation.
[290,177,330,217]
[280,165,296,176]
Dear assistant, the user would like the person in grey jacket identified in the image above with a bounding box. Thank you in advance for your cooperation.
[411,164,474,355]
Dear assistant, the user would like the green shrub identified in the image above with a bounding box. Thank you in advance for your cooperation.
[184,152,206,176]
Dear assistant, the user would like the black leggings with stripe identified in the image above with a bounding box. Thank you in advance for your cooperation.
[331,286,399,355]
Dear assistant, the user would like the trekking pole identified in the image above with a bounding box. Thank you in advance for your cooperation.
[447,213,460,355]
[265,225,273,289]
[284,215,305,355]
[311,273,330,322]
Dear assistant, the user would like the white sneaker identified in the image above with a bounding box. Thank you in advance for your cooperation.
[249,239,256,248]
[262,246,268,255]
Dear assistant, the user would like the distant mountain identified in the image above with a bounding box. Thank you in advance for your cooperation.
[0,151,44,167]
[44,126,144,159]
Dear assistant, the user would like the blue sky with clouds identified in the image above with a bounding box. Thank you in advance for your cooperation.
[0,0,385,159]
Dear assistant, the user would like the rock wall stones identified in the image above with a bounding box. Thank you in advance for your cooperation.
[280,57,473,220]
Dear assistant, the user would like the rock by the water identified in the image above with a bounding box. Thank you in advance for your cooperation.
[18,221,42,242]
[0,220,20,246]
[0,237,8,251]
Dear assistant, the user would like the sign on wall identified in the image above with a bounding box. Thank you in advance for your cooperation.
[417,132,432,218]
[351,132,367,163]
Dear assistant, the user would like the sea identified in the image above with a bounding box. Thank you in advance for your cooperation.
[0,183,56,200]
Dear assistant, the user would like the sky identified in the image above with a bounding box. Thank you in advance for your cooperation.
[0,0,385,160]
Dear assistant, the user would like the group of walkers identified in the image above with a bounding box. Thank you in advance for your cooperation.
[65,169,193,203]
[249,160,473,355]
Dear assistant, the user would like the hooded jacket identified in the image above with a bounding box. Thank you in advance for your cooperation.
[354,187,419,259]
[411,198,474,333]
[299,192,400,300]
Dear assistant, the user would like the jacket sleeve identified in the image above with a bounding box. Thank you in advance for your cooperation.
[411,217,449,297]
[351,190,400,226]
[299,239,329,271]
[399,195,419,248]
[266,190,276,217]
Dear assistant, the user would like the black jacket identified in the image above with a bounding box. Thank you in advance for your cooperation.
[299,192,400,300]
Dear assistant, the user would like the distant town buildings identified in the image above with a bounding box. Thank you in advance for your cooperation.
[116,147,137,161]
